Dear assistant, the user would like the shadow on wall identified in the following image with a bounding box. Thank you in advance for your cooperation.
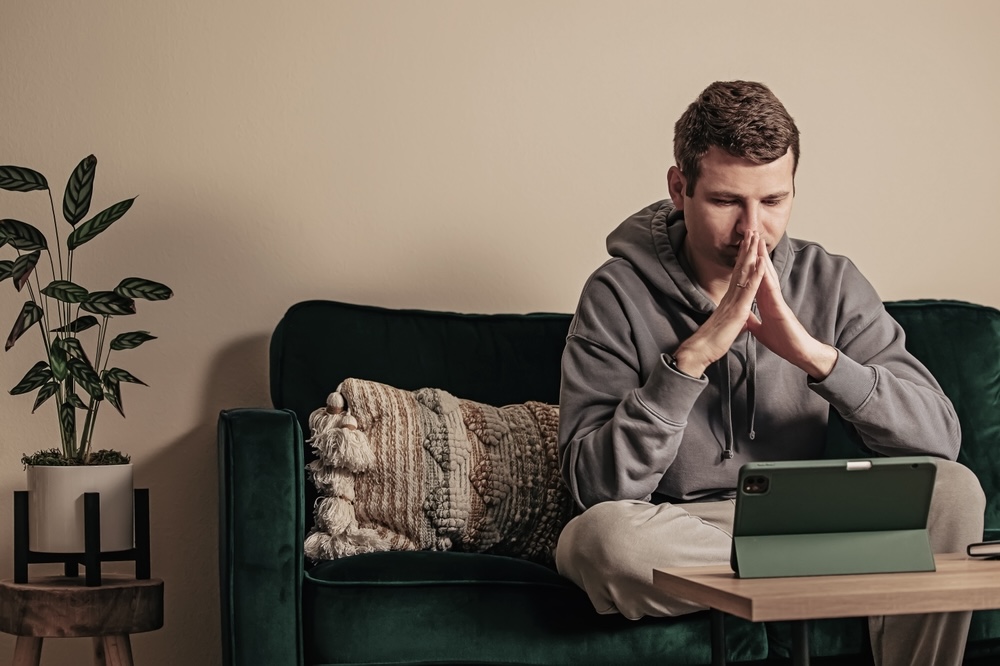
[128,333,271,666]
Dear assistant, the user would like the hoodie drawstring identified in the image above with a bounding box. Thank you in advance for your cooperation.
[746,333,757,442]
[720,355,735,460]
[720,332,758,461]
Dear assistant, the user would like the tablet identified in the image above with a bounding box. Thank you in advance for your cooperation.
[731,456,938,578]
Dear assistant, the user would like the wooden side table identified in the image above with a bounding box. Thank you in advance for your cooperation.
[653,553,1000,666]
[0,574,163,666]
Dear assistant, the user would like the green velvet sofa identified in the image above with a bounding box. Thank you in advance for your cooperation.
[219,298,1000,666]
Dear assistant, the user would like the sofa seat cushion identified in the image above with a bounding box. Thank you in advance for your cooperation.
[303,551,768,665]
[766,610,1000,661]
[766,618,867,659]
[966,609,1000,660]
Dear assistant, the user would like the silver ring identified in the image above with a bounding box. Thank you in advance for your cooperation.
[736,282,748,289]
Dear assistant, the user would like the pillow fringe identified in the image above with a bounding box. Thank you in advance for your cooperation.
[306,461,356,500]
[308,396,376,472]
[305,390,384,562]
[314,495,359,534]
[305,526,386,560]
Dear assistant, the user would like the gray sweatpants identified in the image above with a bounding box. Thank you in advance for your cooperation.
[555,460,986,666]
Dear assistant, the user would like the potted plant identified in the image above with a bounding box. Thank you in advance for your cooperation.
[0,155,172,553]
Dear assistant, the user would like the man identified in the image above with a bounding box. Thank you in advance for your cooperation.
[555,80,985,666]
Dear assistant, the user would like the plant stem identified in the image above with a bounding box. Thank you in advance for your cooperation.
[79,314,110,460]
[93,314,108,376]
[66,248,74,346]
[45,191,64,282]
[42,192,71,456]
[80,398,99,461]
[43,191,68,349]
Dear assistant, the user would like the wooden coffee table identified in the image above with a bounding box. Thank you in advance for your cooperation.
[653,553,1000,666]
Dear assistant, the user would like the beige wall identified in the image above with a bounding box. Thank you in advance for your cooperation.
[2,1,997,663]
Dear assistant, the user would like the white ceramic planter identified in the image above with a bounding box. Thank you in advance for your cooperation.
[26,464,134,553]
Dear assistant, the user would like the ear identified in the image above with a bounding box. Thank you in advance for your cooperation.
[667,166,687,211]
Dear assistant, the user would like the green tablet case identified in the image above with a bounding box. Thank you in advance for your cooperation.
[731,457,938,578]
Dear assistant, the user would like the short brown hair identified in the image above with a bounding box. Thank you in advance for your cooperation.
[674,81,800,196]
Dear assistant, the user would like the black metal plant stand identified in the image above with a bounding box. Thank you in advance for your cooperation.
[13,488,151,587]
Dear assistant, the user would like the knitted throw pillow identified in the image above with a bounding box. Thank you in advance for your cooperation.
[304,378,575,563]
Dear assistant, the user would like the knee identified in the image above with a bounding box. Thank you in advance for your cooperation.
[555,500,645,576]
[929,460,986,547]
[933,460,986,514]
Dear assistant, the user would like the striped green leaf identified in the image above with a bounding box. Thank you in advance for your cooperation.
[67,197,135,250]
[67,357,103,400]
[0,166,48,192]
[110,331,156,351]
[62,155,97,226]
[9,361,52,395]
[66,392,87,409]
[5,301,43,351]
[105,367,147,385]
[49,339,69,381]
[41,280,89,303]
[52,315,99,334]
[0,219,48,251]
[0,260,13,281]
[61,337,92,364]
[59,401,76,451]
[80,291,135,316]
[114,277,173,301]
[32,381,60,413]
[102,375,124,417]
[11,250,40,292]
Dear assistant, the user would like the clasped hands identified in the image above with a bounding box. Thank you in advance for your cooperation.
[673,231,838,380]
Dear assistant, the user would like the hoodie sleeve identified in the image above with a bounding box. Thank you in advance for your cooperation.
[558,271,707,510]
[807,265,961,461]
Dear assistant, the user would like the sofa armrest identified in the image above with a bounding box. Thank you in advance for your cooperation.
[219,408,305,666]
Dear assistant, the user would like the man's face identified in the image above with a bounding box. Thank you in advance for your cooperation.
[668,146,795,276]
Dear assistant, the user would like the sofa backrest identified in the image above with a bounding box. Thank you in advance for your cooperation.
[270,298,1000,537]
[883,300,1000,539]
[270,299,571,431]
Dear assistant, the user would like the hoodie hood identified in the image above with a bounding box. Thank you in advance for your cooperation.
[605,199,792,461]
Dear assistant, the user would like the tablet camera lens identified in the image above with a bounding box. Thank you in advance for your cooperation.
[743,476,769,494]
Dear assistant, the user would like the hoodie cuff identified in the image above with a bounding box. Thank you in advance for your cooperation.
[808,350,877,416]
[635,353,709,424]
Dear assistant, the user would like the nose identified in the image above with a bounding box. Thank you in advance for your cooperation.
[737,203,762,236]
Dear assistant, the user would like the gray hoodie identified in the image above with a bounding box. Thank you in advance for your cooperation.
[559,199,960,510]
